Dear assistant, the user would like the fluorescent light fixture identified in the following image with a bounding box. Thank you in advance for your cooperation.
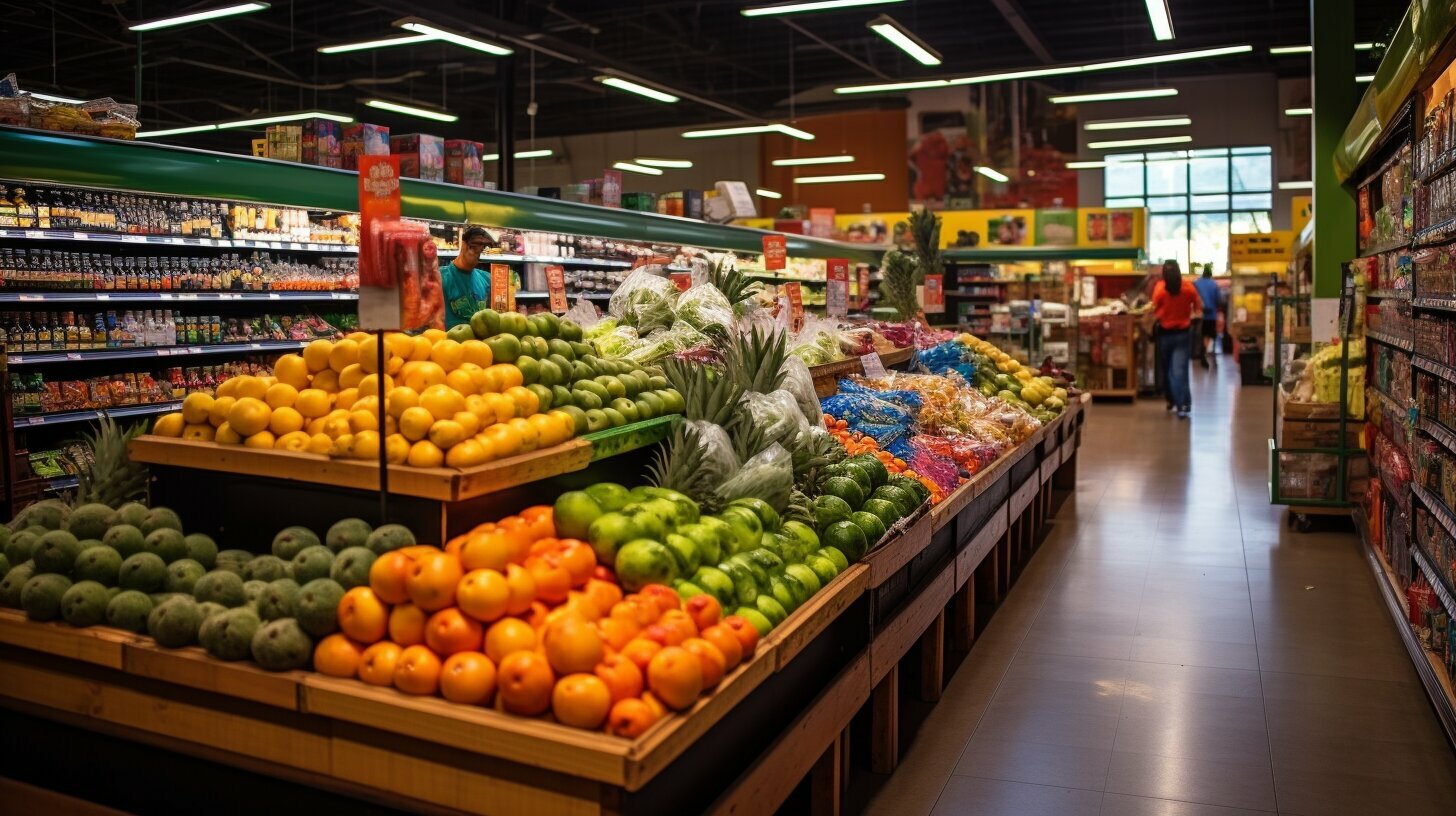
[757,188,783,199]
[793,173,886,184]
[974,166,1009,182]
[772,155,855,166]
[24,91,88,104]
[595,75,680,104]
[742,0,904,17]
[682,123,816,140]
[129,2,268,31]
[318,33,434,54]
[1269,45,1311,54]
[867,15,942,66]
[613,161,664,176]
[1357,74,1375,82]
[1144,0,1174,41]
[1065,161,1107,169]
[395,19,512,56]
[1284,107,1312,116]
[1084,115,1191,131]
[635,158,693,168]
[135,124,220,139]
[365,99,457,123]
[482,149,555,161]
[216,111,353,130]
[836,44,1252,94]
[1087,135,1193,149]
[1279,181,1313,190]
[1355,42,1380,50]
[1049,88,1178,104]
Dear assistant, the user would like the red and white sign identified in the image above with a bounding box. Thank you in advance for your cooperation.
[546,265,568,314]
[857,264,871,310]
[490,263,514,313]
[785,282,804,331]
[923,273,945,313]
[809,207,836,238]
[763,234,787,270]
[357,155,402,330]
[669,270,693,292]
[826,258,850,317]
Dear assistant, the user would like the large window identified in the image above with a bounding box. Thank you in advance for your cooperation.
[1104,147,1273,271]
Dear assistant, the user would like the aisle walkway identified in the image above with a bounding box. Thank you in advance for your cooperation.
[859,362,1456,816]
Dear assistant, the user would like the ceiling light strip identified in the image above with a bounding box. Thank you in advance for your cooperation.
[1278,181,1312,190]
[482,149,555,162]
[1084,116,1191,131]
[756,188,784,199]
[596,76,680,104]
[682,123,815,140]
[771,155,855,166]
[1064,161,1107,169]
[742,0,904,17]
[396,20,512,56]
[318,33,435,54]
[613,161,664,176]
[364,99,458,122]
[867,15,942,66]
[793,173,886,184]
[1086,135,1192,149]
[974,166,1009,182]
[1284,107,1312,116]
[135,124,221,139]
[1144,0,1174,41]
[216,111,353,130]
[129,2,269,32]
[1048,88,1178,104]
[635,158,693,168]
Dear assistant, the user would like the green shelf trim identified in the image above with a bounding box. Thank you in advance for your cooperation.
[943,246,1143,263]
[0,127,881,264]
[583,414,680,461]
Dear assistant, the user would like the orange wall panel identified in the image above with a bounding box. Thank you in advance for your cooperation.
[758,109,908,214]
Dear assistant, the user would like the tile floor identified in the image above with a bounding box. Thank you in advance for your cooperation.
[857,361,1456,816]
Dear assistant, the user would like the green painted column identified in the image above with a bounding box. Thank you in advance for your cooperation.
[1312,0,1357,299]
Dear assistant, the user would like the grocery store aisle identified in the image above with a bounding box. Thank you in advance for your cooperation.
[857,363,1456,816]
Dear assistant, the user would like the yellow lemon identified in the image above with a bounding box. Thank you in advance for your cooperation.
[268,406,304,436]
[349,410,379,434]
[153,412,186,437]
[329,338,360,373]
[214,378,238,400]
[208,395,236,428]
[407,439,445,467]
[430,339,465,371]
[357,334,380,374]
[306,416,327,435]
[528,413,563,448]
[295,389,333,418]
[265,382,298,409]
[228,397,273,437]
[384,433,410,464]
[303,339,334,373]
[243,430,276,449]
[478,366,502,394]
[420,384,466,420]
[451,411,481,437]
[338,363,365,390]
[507,417,539,453]
[275,430,311,451]
[330,433,354,457]
[230,375,268,402]
[464,394,489,419]
[481,423,521,458]
[350,430,381,460]
[503,386,539,418]
[357,373,393,399]
[273,354,311,389]
[334,387,359,411]
[409,335,434,362]
[422,328,446,343]
[384,332,415,360]
[401,360,447,393]
[311,368,340,393]
[386,386,419,419]
[322,414,353,439]
[444,438,490,468]
[180,393,214,425]
[214,421,242,444]
[399,406,435,442]
[346,330,370,344]
[482,392,514,425]
[446,369,477,396]
[427,419,466,450]
[306,433,334,454]
[546,410,578,441]
[460,339,493,368]
[183,423,216,442]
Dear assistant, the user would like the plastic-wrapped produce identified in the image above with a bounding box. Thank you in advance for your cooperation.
[609,266,679,332]
[789,316,845,365]
[625,322,710,364]
[675,283,736,335]
[779,355,822,422]
[739,389,811,448]
[593,324,641,358]
[716,442,794,512]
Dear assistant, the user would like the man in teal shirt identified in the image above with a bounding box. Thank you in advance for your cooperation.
[441,226,489,328]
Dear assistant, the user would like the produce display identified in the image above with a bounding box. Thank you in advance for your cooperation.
[1284,339,1366,419]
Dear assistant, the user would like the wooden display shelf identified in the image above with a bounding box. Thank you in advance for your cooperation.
[128,435,594,502]
[808,346,916,397]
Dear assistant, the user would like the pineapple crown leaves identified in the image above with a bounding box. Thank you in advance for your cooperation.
[726,406,775,463]
[662,357,743,426]
[724,326,788,394]
[908,207,944,279]
[784,488,815,527]
[647,422,721,509]
[791,428,846,488]
[74,414,149,508]
[708,256,763,307]
[880,249,921,321]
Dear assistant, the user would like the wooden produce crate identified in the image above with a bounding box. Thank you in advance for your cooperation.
[808,346,916,397]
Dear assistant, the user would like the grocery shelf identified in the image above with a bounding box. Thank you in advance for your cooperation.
[1419,418,1456,457]
[7,339,308,366]
[12,400,182,428]
[1359,238,1415,256]
[943,246,1142,263]
[1365,328,1414,352]
[1413,296,1456,313]
[480,253,634,269]
[0,227,357,253]
[1414,354,1456,386]
[0,290,358,304]
[1369,289,1412,300]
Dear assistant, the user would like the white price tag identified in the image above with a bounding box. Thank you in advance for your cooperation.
[178,294,198,300]
[268,293,280,299]
[122,235,145,244]
[97,294,110,300]
[27,416,43,425]
[170,237,184,245]
[18,294,42,301]
[860,352,888,378]
[188,347,202,354]
[6,355,19,364]
[72,231,87,240]
[160,293,173,300]
[250,343,263,350]
[268,242,281,250]
[66,353,81,361]
[24,230,43,239]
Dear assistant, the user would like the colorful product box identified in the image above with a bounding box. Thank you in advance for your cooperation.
[342,123,390,170]
[444,140,485,188]
[300,119,342,168]
[265,125,301,163]
[391,133,445,182]
[622,192,658,212]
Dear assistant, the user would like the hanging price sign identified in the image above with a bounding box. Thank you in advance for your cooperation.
[858,264,871,310]
[826,258,849,317]
[923,273,945,313]
[763,234,787,270]
[546,265,568,314]
[669,271,693,291]
[785,282,804,331]
[490,264,515,312]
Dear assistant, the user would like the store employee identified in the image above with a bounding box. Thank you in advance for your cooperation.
[441,226,490,329]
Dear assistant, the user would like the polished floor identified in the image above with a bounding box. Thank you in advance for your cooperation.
[859,361,1456,816]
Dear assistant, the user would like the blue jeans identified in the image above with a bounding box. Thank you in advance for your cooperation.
[1157,329,1192,410]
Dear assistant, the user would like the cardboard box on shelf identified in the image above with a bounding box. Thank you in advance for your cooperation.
[445,140,485,188]
[265,125,301,163]
[342,123,390,170]
[301,119,342,168]
[391,133,444,182]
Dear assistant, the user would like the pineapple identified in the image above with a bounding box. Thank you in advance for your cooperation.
[708,257,763,313]
[726,327,788,394]
[662,358,742,426]
[792,427,846,489]
[882,209,944,321]
[72,415,149,508]
[648,422,732,513]
[880,249,920,321]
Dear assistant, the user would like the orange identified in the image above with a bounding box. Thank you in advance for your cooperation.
[213,421,242,445]
[393,644,443,696]
[681,638,727,689]
[274,430,311,452]
[334,387,360,411]
[440,651,497,705]
[313,633,365,678]
[464,393,490,420]
[338,363,365,390]
[640,692,669,720]
[519,505,556,539]
[184,424,217,442]
[562,590,603,622]
[401,360,447,393]
[307,433,334,454]
[181,392,214,424]
[495,516,538,561]
[295,388,332,418]
[356,334,381,374]
[269,406,305,436]
[503,563,537,616]
[338,586,389,643]
[425,607,484,656]
[646,646,704,710]
[582,578,624,616]
[208,395,236,427]
[444,534,467,559]
[481,392,515,424]
[528,413,563,448]
[460,339,493,368]
[445,368,476,396]
[456,569,510,622]
[526,600,551,630]
[385,386,420,419]
[427,419,467,450]
[556,540,596,587]
[348,409,379,434]
[478,366,504,395]
[507,417,539,453]
[593,653,644,703]
[606,697,660,739]
[369,550,417,604]
[311,368,340,394]
[459,527,514,572]
[484,617,538,664]
[328,338,360,373]
[420,384,466,420]
[683,595,722,633]
[388,602,428,646]
[503,386,539,419]
[551,673,612,729]
[481,422,522,458]
[596,616,640,652]
[357,641,404,686]
[265,382,299,409]
[610,598,659,629]
[619,638,663,674]
[543,614,605,675]
[496,651,555,716]
[230,375,268,401]
[398,406,434,441]
[228,397,272,437]
[356,373,392,400]
[406,439,445,468]
[699,624,744,671]
[406,551,464,612]
[384,433,410,464]
[526,553,572,604]
[153,412,186,437]
[489,363,523,390]
[451,410,481,437]
[429,338,465,371]
[409,334,435,362]
[721,616,760,659]
[638,585,681,616]
[656,610,698,646]
[214,378,238,400]
[302,340,333,373]
[445,438,490,468]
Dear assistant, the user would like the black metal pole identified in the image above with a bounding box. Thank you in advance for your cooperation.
[376,330,388,524]
[496,54,516,192]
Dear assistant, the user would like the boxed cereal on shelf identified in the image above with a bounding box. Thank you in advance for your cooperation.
[445,139,484,188]
[265,125,302,163]
[301,119,343,168]
[391,133,444,182]
[342,123,390,170]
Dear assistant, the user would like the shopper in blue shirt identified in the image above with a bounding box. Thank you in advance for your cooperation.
[1192,265,1220,368]
[441,226,490,329]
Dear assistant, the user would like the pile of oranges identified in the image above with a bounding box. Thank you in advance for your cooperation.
[821,414,947,504]
[310,506,760,736]
[151,330,576,469]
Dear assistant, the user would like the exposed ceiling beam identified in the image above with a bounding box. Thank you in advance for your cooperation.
[780,19,891,81]
[988,0,1055,63]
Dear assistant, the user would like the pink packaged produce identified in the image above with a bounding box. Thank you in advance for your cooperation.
[301,119,342,168]
[445,139,484,188]
[342,123,390,170]
[391,133,444,182]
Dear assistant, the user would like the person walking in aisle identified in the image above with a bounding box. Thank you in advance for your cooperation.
[440,226,490,329]
[1192,265,1220,368]
[1152,260,1202,418]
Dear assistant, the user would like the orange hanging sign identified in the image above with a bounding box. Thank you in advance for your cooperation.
[490,264,514,312]
[763,235,787,270]
[546,265,568,314]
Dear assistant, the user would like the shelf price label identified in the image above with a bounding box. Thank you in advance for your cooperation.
[545,265,568,314]
[860,352,887,378]
[923,274,945,313]
[785,282,804,332]
[490,263,515,312]
[763,235,787,271]
[826,258,850,317]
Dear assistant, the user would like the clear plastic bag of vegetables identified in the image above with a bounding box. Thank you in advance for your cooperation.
[789,315,844,366]
[779,355,822,423]
[715,442,794,512]
[674,282,736,336]
[688,419,739,480]
[609,266,679,332]
[820,387,917,448]
[739,388,811,449]
[592,324,641,358]
[625,322,710,365]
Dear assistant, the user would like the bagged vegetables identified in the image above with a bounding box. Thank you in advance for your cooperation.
[674,283,736,336]
[609,267,679,332]
[625,322,711,365]
[716,442,794,512]
[779,355,823,423]
[740,389,812,449]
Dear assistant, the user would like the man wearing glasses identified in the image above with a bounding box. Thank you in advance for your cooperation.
[441,226,491,329]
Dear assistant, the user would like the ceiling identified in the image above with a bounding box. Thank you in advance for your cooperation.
[2,1,1407,151]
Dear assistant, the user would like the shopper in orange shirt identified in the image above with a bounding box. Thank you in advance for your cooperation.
[1152,260,1203,418]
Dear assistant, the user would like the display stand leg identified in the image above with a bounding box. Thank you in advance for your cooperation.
[977,544,1000,606]
[919,611,945,702]
[952,581,976,651]
[838,727,851,797]
[998,526,1012,596]
[810,734,842,816]
[870,666,899,774]
[374,330,389,523]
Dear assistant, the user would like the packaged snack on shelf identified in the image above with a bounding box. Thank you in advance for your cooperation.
[391,133,445,182]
